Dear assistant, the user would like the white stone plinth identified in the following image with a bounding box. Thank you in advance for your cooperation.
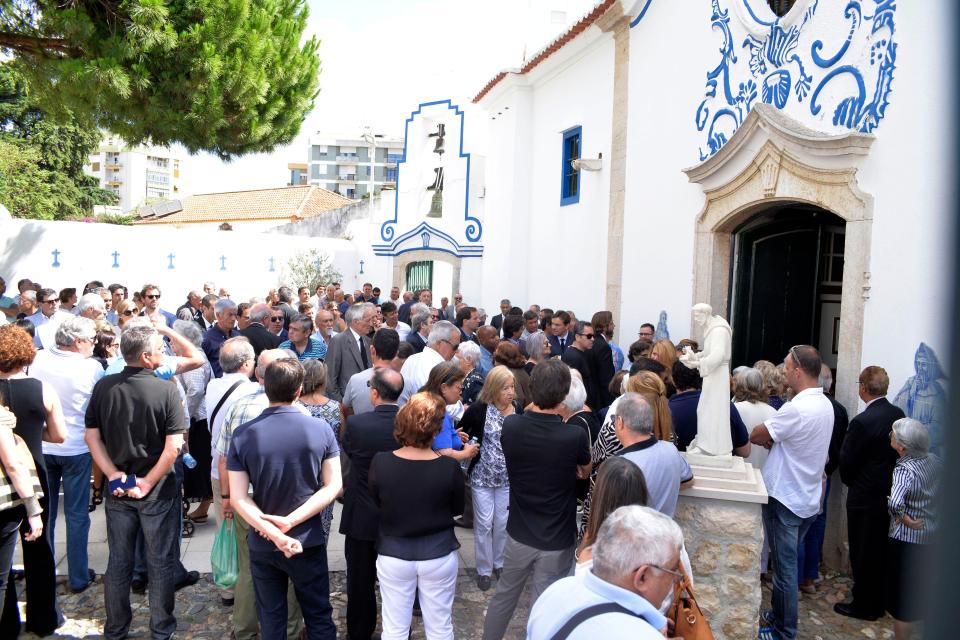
[676,456,768,640]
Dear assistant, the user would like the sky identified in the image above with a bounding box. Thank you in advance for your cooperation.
[177,0,598,197]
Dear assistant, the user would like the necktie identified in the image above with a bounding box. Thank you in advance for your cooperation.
[559,336,565,350]
[359,337,369,368]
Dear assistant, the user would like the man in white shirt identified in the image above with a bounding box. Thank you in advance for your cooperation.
[749,345,833,640]
[28,287,73,348]
[398,321,461,404]
[380,301,411,341]
[30,316,104,593]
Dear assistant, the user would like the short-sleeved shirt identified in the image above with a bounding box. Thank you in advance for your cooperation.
[431,414,462,451]
[669,390,750,452]
[501,411,591,550]
[342,368,375,416]
[618,438,693,517]
[278,336,327,361]
[762,387,834,519]
[30,347,105,456]
[227,405,340,552]
[84,367,187,500]
[0,294,17,323]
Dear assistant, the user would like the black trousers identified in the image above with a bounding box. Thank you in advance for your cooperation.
[0,471,62,637]
[344,536,378,640]
[847,506,890,616]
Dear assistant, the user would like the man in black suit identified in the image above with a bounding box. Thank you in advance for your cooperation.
[239,303,282,361]
[547,310,572,357]
[325,302,375,401]
[339,367,403,640]
[490,299,511,337]
[561,320,598,408]
[456,305,480,343]
[588,310,616,408]
[196,293,217,332]
[404,303,430,354]
[835,365,905,621]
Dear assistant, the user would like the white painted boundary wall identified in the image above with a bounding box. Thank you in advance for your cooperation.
[0,218,358,303]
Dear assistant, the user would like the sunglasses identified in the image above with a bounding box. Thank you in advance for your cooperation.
[122,309,134,316]
[579,333,596,339]
[145,294,161,300]
[41,299,58,304]
[270,316,284,322]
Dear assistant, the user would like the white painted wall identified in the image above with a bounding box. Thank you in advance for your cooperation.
[0,218,357,304]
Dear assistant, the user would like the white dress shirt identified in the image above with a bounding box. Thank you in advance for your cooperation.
[399,346,444,405]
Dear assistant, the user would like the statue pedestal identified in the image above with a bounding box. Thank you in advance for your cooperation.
[676,455,768,639]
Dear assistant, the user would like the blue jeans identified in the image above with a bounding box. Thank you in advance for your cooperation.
[763,497,816,640]
[249,544,336,640]
[798,479,830,583]
[103,495,181,640]
[44,453,92,590]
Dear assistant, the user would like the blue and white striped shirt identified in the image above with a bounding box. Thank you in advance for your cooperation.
[888,453,942,544]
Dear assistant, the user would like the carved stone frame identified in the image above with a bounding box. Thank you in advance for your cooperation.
[684,105,875,568]
[391,250,462,297]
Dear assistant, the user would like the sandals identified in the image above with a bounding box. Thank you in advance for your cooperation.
[186,512,208,524]
[89,487,103,512]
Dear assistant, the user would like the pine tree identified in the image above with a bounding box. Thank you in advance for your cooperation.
[0,0,321,159]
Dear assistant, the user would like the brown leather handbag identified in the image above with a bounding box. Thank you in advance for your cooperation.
[668,567,714,640]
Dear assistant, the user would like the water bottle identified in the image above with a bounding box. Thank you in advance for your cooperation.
[183,452,197,469]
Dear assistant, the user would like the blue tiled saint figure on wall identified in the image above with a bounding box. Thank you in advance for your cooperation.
[894,343,947,454]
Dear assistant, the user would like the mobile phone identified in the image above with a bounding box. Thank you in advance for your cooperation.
[108,475,137,492]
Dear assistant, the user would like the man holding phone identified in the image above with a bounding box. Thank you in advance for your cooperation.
[85,324,187,640]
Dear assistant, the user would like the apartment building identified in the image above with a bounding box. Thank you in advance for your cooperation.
[304,132,404,199]
[85,135,183,212]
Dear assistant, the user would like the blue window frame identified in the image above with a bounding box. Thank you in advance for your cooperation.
[561,126,582,206]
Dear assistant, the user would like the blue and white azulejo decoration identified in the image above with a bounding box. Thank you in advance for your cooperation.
[695,0,898,161]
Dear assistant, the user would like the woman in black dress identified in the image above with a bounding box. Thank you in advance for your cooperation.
[0,324,66,636]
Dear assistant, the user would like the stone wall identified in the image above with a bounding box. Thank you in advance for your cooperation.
[675,495,763,640]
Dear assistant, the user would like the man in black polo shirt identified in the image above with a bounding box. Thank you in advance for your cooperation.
[84,324,187,640]
[481,360,591,640]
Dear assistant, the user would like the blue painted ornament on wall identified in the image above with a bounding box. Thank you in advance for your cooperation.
[695,0,898,161]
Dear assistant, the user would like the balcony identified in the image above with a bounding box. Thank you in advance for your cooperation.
[338,175,357,184]
[336,155,359,164]
[106,179,122,187]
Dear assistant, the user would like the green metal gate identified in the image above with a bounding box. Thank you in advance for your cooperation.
[405,261,433,293]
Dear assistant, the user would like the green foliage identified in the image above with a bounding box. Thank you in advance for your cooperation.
[0,0,321,159]
[283,249,342,292]
[0,64,118,219]
[96,212,137,225]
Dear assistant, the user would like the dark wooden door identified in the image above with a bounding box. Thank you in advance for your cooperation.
[732,221,821,367]
[405,261,433,292]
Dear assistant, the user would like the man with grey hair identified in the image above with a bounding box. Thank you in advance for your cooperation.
[527,505,682,639]
[240,302,283,361]
[404,302,432,353]
[614,393,693,517]
[275,285,296,330]
[202,298,240,378]
[84,323,189,637]
[215,349,309,640]
[176,290,204,326]
[30,315,103,593]
[399,320,461,404]
[28,286,71,348]
[77,292,107,322]
[324,302,376,401]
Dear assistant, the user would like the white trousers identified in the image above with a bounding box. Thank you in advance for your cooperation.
[377,550,459,640]
[472,485,509,577]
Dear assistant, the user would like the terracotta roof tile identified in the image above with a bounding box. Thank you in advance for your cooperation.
[135,185,353,225]
[472,0,616,103]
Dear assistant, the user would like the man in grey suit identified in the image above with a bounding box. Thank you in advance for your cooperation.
[325,302,376,401]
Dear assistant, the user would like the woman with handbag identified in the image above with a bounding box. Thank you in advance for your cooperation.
[0,323,65,635]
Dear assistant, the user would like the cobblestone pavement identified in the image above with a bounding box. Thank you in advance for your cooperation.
[16,568,899,639]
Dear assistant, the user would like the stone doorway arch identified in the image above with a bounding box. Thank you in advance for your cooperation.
[392,250,462,297]
[684,104,874,414]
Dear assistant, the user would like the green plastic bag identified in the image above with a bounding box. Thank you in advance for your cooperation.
[211,518,239,589]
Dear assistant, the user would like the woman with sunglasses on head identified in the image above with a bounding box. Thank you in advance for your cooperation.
[419,361,479,465]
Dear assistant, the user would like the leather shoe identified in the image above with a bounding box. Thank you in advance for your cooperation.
[833,602,879,621]
[70,569,97,594]
[131,578,147,595]
[175,570,200,592]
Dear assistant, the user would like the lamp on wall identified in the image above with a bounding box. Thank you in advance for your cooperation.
[571,152,603,171]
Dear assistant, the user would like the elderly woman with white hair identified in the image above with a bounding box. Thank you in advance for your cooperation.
[732,368,777,471]
[886,418,942,640]
[456,340,485,405]
[562,372,601,505]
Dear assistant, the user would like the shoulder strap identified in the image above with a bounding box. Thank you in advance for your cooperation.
[209,380,245,427]
[550,602,638,640]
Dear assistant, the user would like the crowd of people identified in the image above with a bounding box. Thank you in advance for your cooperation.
[0,274,943,640]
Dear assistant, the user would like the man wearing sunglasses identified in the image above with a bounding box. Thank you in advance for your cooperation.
[27,287,72,349]
[562,320,599,409]
[139,284,176,328]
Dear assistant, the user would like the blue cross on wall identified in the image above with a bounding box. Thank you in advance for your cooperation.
[220,255,227,271]
[359,259,365,274]
[51,249,61,268]
[112,251,120,268]
[268,257,275,272]
[167,253,175,269]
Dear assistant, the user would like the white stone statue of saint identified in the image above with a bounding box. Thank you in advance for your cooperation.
[679,303,733,457]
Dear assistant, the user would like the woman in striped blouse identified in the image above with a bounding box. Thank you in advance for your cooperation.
[886,417,942,640]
